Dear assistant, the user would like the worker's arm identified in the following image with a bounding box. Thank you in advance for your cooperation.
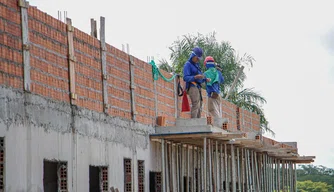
[183,63,204,82]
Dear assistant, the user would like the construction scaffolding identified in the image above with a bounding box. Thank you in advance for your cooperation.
[150,118,314,192]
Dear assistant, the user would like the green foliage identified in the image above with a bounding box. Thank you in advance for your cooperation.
[297,180,333,192]
[158,32,274,135]
[297,165,334,191]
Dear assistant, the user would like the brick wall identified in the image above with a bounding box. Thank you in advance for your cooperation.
[28,6,69,102]
[0,0,23,89]
[0,0,263,132]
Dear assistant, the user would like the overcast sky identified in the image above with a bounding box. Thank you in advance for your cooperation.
[29,0,334,168]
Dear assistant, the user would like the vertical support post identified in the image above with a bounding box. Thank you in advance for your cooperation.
[255,152,260,192]
[241,148,245,192]
[224,144,228,192]
[170,142,174,191]
[268,157,271,192]
[99,17,109,113]
[161,139,166,192]
[273,158,276,192]
[66,18,77,105]
[264,154,267,192]
[153,66,158,121]
[215,142,219,192]
[197,148,201,192]
[220,144,223,192]
[250,150,255,191]
[200,148,204,192]
[90,18,97,38]
[294,163,297,192]
[208,140,212,192]
[128,44,137,121]
[187,145,190,192]
[248,150,252,192]
[237,148,241,192]
[231,144,236,192]
[275,159,278,192]
[176,145,180,192]
[278,160,281,192]
[181,145,184,192]
[165,143,170,192]
[192,146,195,192]
[19,0,31,92]
[204,138,207,192]
[174,76,180,119]
[282,160,285,192]
[289,161,293,191]
[244,149,248,191]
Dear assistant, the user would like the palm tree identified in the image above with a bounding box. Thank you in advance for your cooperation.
[159,32,274,135]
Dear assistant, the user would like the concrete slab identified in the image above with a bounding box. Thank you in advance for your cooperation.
[155,125,224,134]
[175,118,228,127]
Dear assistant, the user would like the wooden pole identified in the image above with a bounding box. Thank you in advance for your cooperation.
[225,66,245,100]
[192,147,195,192]
[161,139,166,192]
[208,140,213,192]
[215,142,219,192]
[204,138,207,191]
[224,144,228,192]
[254,151,260,192]
[170,143,174,191]
[220,144,223,192]
[241,148,245,192]
[176,145,180,192]
[231,144,236,192]
[187,145,190,192]
[181,145,184,192]
[237,147,241,192]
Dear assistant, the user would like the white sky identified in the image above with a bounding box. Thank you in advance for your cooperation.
[29,0,334,168]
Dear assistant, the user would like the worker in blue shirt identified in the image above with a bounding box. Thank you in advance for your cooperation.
[183,47,211,118]
[203,56,224,117]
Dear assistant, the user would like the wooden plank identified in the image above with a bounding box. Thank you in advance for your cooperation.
[66,18,77,105]
[150,132,243,140]
[19,0,31,92]
[100,17,109,113]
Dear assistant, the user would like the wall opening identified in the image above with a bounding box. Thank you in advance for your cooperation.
[124,158,132,192]
[149,171,161,192]
[138,160,145,192]
[89,166,100,192]
[89,166,109,192]
[43,160,67,192]
[0,137,4,191]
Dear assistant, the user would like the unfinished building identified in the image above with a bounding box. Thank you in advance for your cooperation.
[0,0,315,191]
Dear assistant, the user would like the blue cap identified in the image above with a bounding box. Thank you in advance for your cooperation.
[192,47,203,59]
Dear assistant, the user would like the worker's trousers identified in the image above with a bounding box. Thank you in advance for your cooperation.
[188,86,202,118]
[208,96,222,118]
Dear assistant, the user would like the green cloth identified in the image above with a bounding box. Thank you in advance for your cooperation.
[204,67,219,86]
[149,60,177,82]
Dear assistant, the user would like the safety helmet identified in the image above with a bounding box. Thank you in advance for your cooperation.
[204,56,215,67]
[192,47,203,59]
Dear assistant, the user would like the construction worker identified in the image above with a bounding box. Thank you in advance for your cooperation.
[203,56,224,118]
[183,47,210,118]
